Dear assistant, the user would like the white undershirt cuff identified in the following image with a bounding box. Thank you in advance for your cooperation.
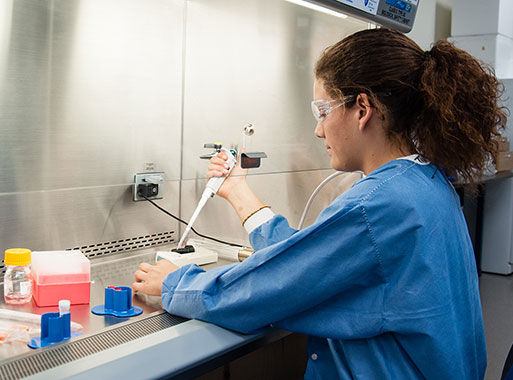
[244,208,275,234]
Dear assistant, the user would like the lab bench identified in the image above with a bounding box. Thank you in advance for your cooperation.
[0,248,307,379]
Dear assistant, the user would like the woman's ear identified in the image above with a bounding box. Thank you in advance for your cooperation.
[355,93,374,133]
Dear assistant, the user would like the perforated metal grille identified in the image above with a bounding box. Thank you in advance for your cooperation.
[69,231,175,258]
[0,231,175,281]
[0,312,187,379]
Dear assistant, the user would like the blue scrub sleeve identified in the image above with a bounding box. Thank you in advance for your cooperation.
[248,215,298,251]
[161,206,384,334]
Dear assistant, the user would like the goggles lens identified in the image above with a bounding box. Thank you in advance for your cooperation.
[311,96,355,123]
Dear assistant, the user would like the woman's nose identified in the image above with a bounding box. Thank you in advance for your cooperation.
[314,122,324,138]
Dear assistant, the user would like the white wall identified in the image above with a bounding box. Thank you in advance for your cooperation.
[408,0,452,49]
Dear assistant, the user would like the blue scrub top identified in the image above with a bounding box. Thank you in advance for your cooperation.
[162,159,486,379]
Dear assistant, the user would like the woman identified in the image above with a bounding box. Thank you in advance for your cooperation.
[133,28,506,379]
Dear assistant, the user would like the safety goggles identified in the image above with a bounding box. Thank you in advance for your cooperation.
[311,95,355,123]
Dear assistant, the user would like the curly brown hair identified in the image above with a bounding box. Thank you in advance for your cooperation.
[315,28,508,185]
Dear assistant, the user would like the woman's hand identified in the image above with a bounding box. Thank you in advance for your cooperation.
[132,260,179,296]
[207,151,248,200]
[206,150,267,224]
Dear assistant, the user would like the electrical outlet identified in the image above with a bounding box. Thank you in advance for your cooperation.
[133,172,165,201]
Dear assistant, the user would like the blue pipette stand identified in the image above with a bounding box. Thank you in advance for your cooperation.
[28,312,81,349]
[91,286,142,317]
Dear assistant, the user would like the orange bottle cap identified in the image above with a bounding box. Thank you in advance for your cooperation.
[4,248,31,266]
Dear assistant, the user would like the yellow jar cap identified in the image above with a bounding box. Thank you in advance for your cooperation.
[4,248,31,266]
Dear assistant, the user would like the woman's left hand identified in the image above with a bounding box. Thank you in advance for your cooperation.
[132,260,179,296]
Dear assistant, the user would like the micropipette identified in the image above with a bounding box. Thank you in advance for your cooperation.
[176,147,237,249]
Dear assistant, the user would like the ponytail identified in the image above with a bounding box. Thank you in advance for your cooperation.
[416,40,507,183]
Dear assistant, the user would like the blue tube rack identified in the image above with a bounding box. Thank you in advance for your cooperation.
[28,312,81,349]
[91,286,143,317]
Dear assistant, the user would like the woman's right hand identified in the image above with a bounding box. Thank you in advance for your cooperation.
[207,151,248,200]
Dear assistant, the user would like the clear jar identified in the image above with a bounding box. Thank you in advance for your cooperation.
[4,248,32,304]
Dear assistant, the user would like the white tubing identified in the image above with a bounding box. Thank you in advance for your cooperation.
[298,171,365,230]
[298,172,345,230]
